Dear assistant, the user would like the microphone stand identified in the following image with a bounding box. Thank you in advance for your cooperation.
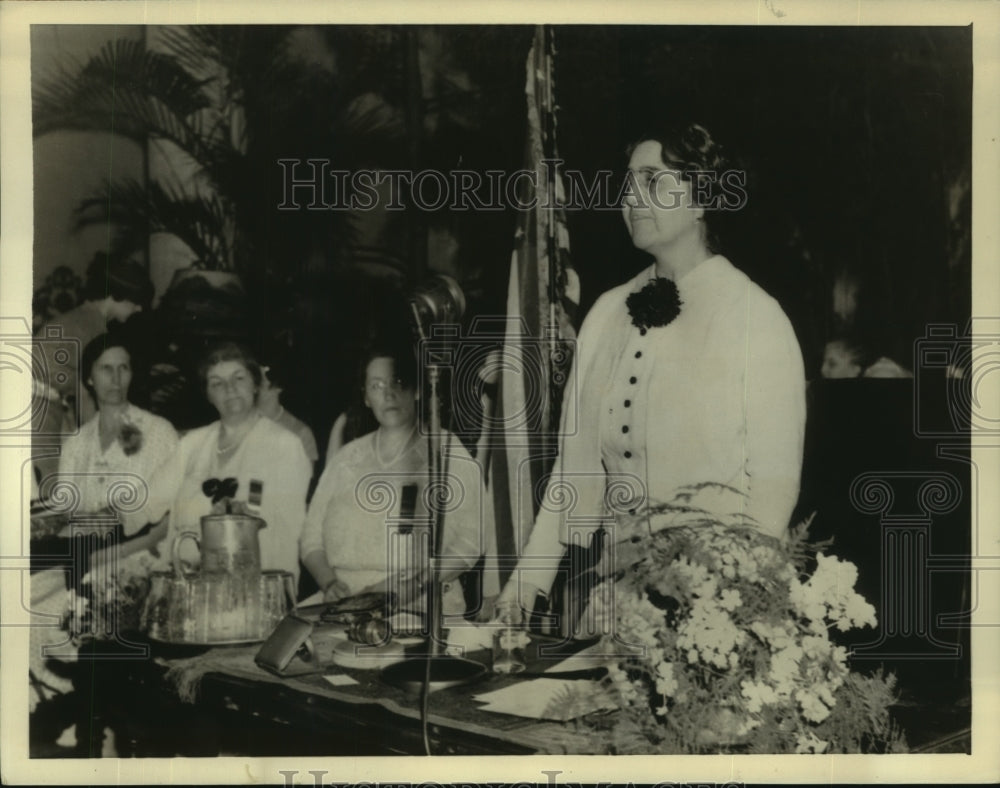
[381,302,486,741]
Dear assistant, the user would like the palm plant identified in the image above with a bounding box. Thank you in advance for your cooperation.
[33,25,530,283]
[32,26,346,276]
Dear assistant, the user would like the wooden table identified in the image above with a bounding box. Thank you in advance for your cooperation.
[59,625,972,758]
[78,627,605,757]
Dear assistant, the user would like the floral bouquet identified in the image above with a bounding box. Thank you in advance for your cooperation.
[65,549,158,641]
[561,483,907,754]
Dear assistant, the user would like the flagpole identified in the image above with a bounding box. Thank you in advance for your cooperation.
[496,22,578,583]
[545,25,556,455]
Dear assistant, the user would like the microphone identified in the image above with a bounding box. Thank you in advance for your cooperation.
[409,275,466,326]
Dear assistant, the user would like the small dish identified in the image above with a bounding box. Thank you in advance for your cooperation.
[388,612,425,643]
[332,639,406,670]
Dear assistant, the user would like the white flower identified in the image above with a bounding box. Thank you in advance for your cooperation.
[750,620,772,642]
[793,553,876,635]
[677,597,745,670]
[796,687,833,723]
[741,679,779,713]
[719,588,742,611]
[817,682,837,708]
[752,620,796,651]
[600,520,893,753]
[795,731,829,753]
[655,661,679,697]
[612,590,663,649]
[842,592,877,630]
[789,578,828,623]
[801,635,831,659]
[607,663,641,704]
[769,645,803,697]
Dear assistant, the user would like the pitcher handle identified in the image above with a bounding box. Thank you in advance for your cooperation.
[171,530,201,577]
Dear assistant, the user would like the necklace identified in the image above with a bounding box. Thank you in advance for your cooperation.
[375,424,417,467]
[217,412,261,455]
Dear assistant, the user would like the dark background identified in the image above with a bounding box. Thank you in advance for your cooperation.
[33,25,972,446]
[282,25,973,448]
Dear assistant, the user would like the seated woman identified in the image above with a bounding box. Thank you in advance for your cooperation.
[30,330,178,723]
[258,358,319,467]
[138,342,311,582]
[32,253,153,484]
[301,343,486,616]
[821,334,912,379]
[57,331,180,558]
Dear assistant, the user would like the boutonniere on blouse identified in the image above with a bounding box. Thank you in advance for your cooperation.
[626,277,683,331]
[117,412,144,456]
[202,477,240,513]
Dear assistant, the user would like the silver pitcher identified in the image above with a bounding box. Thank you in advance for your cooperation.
[171,512,265,578]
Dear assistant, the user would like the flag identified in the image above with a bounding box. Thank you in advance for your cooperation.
[485,25,579,588]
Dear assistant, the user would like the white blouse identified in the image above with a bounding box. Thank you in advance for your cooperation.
[518,255,807,593]
[141,414,311,582]
[57,405,179,535]
[301,431,488,615]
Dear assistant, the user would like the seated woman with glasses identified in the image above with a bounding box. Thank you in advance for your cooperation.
[301,341,487,616]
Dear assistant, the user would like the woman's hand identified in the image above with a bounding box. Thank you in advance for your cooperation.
[86,546,117,581]
[493,578,541,625]
[474,594,499,623]
[303,551,350,602]
[323,577,352,602]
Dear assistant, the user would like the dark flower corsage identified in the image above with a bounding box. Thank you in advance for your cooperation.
[626,277,683,330]
[203,477,239,506]
[118,417,144,456]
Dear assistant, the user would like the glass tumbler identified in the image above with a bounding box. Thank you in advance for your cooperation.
[492,607,528,674]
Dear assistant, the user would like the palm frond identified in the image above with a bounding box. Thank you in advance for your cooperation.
[341,93,406,140]
[153,26,230,82]
[33,38,213,162]
[323,26,405,100]
[74,179,232,270]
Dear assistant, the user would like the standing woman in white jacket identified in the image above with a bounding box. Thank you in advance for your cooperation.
[497,122,807,623]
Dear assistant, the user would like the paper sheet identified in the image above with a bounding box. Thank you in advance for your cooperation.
[538,640,611,674]
[472,678,616,721]
[323,673,359,687]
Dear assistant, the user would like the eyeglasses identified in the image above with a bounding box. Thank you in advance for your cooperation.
[366,378,407,395]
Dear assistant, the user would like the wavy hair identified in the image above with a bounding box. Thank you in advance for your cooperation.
[628,122,741,254]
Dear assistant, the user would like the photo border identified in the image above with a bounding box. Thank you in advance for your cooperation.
[2,0,998,784]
